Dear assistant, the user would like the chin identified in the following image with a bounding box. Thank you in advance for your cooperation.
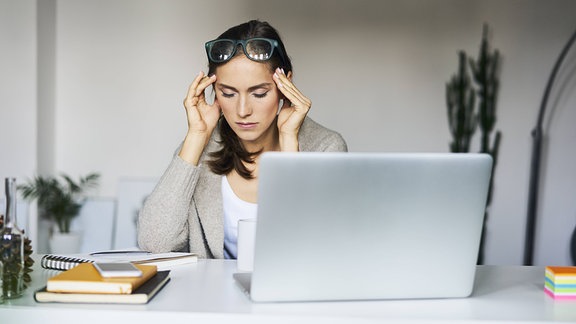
[238,134,262,143]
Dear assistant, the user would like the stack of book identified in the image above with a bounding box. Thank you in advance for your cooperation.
[544,266,576,300]
[34,263,170,304]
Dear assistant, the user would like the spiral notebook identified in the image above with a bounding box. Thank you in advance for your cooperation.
[41,251,197,271]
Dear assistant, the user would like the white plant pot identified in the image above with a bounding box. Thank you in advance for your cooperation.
[49,232,82,254]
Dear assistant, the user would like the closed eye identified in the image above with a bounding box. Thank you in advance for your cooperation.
[253,91,269,99]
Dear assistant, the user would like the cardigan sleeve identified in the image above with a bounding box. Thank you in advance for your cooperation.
[298,117,348,153]
[137,155,200,253]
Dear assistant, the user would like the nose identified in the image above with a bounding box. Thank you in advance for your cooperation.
[237,96,252,118]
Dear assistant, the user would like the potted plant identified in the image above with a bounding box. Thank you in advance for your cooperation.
[18,173,100,254]
[446,24,501,265]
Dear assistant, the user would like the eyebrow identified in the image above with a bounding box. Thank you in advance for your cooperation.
[217,82,273,92]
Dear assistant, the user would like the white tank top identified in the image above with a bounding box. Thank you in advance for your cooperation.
[222,176,257,259]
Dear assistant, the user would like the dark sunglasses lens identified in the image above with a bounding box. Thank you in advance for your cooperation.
[210,40,235,62]
[245,39,274,61]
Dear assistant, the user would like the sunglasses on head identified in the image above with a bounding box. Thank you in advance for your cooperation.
[205,37,287,65]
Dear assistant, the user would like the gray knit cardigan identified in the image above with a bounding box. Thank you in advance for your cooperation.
[137,117,347,258]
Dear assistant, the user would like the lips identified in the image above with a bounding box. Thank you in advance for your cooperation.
[236,122,258,129]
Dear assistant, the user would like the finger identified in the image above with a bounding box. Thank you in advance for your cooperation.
[196,74,217,97]
[273,68,300,93]
[184,73,217,112]
[274,82,311,116]
[273,69,311,109]
[184,71,205,104]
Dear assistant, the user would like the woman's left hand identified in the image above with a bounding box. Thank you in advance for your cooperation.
[274,68,311,151]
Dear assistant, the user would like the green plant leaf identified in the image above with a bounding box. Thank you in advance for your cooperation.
[17,172,100,233]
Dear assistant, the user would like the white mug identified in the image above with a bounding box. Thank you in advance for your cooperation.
[237,218,257,272]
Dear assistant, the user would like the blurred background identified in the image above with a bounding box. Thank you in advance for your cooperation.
[1,0,575,265]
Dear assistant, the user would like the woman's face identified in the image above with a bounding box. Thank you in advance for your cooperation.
[214,55,282,149]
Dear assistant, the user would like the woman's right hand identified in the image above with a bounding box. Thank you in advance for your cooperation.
[178,71,219,165]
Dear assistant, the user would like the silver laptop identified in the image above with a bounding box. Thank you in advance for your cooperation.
[234,152,493,302]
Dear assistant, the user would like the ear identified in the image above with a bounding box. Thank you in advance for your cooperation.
[286,70,293,81]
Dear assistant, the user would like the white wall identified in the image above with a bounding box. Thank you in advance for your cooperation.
[2,0,576,265]
[0,0,38,244]
[0,0,37,184]
[37,0,57,175]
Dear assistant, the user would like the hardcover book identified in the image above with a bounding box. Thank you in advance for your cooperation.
[36,271,170,304]
[46,263,157,294]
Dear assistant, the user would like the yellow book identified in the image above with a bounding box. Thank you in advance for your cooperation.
[46,263,157,294]
[36,271,170,304]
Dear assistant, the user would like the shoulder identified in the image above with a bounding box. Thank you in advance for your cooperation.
[299,117,348,152]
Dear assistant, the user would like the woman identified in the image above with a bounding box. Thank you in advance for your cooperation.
[138,20,347,259]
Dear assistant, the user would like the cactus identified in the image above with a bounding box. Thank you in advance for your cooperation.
[447,51,477,153]
[446,24,502,265]
[468,24,501,265]
[469,24,502,206]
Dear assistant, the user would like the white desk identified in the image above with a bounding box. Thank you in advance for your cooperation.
[1,257,574,323]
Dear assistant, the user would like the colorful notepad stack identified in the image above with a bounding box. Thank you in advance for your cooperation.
[545,266,576,300]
